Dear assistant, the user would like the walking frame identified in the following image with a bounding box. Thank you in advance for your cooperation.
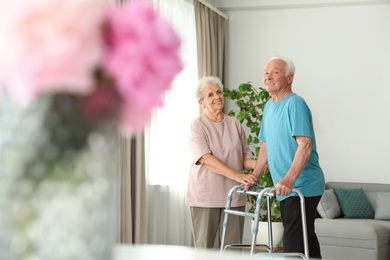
[220,185,309,259]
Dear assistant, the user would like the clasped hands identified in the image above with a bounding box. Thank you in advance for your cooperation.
[240,174,258,190]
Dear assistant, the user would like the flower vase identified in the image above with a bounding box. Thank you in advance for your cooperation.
[0,94,119,260]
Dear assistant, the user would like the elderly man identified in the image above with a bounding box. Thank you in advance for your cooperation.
[250,56,325,259]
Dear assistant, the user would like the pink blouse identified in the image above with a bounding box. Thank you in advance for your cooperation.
[185,114,253,208]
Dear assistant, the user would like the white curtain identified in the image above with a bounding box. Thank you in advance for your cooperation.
[145,0,198,246]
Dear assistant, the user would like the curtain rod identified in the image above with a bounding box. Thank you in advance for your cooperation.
[197,0,229,20]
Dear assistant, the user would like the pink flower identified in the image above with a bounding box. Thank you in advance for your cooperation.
[119,102,153,136]
[0,1,183,136]
[103,2,183,135]
[0,0,105,104]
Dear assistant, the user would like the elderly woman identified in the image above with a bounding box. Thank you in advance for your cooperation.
[185,76,257,249]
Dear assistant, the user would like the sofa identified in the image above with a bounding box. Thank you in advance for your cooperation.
[315,182,390,260]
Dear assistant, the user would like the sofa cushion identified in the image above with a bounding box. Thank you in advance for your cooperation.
[375,192,390,220]
[317,189,341,219]
[333,188,375,219]
[364,191,377,209]
[315,218,390,250]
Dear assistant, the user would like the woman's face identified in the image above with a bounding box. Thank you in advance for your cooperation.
[200,84,224,112]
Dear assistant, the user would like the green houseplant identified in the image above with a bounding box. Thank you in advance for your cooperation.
[224,82,281,222]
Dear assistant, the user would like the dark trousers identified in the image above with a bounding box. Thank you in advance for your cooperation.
[280,195,322,259]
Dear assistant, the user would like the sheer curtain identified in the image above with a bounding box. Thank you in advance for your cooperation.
[145,0,198,246]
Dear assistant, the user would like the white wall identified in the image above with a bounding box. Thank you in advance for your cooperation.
[215,0,390,184]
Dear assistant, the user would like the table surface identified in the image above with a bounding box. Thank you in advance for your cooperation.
[113,244,308,260]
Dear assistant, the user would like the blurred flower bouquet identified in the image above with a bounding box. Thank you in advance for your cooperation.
[0,0,182,259]
[0,0,182,135]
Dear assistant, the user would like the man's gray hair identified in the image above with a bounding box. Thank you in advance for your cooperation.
[269,56,296,76]
[195,76,224,101]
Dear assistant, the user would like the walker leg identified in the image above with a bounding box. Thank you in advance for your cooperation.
[220,186,235,253]
[220,212,229,253]
[299,193,309,259]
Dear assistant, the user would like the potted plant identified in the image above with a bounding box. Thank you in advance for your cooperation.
[224,82,283,247]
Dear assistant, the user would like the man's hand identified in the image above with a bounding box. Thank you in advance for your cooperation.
[274,175,295,196]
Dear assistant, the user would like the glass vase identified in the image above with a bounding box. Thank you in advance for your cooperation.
[0,94,119,260]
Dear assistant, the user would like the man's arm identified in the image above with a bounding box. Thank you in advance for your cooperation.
[243,158,256,170]
[243,142,268,188]
[275,136,312,196]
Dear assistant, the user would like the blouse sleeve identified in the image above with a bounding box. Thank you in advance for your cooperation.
[189,119,211,164]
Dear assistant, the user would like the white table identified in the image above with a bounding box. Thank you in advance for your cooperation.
[113,244,306,260]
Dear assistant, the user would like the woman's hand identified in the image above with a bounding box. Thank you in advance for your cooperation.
[234,173,258,190]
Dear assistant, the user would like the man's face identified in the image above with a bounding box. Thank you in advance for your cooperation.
[263,59,292,94]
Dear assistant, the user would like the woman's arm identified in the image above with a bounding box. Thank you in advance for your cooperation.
[243,158,256,170]
[198,153,257,185]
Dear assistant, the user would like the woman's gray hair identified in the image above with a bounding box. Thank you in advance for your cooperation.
[195,76,224,101]
[269,56,296,76]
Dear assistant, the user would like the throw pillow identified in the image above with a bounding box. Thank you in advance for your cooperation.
[317,190,341,219]
[375,192,390,220]
[364,191,377,209]
[333,188,375,219]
